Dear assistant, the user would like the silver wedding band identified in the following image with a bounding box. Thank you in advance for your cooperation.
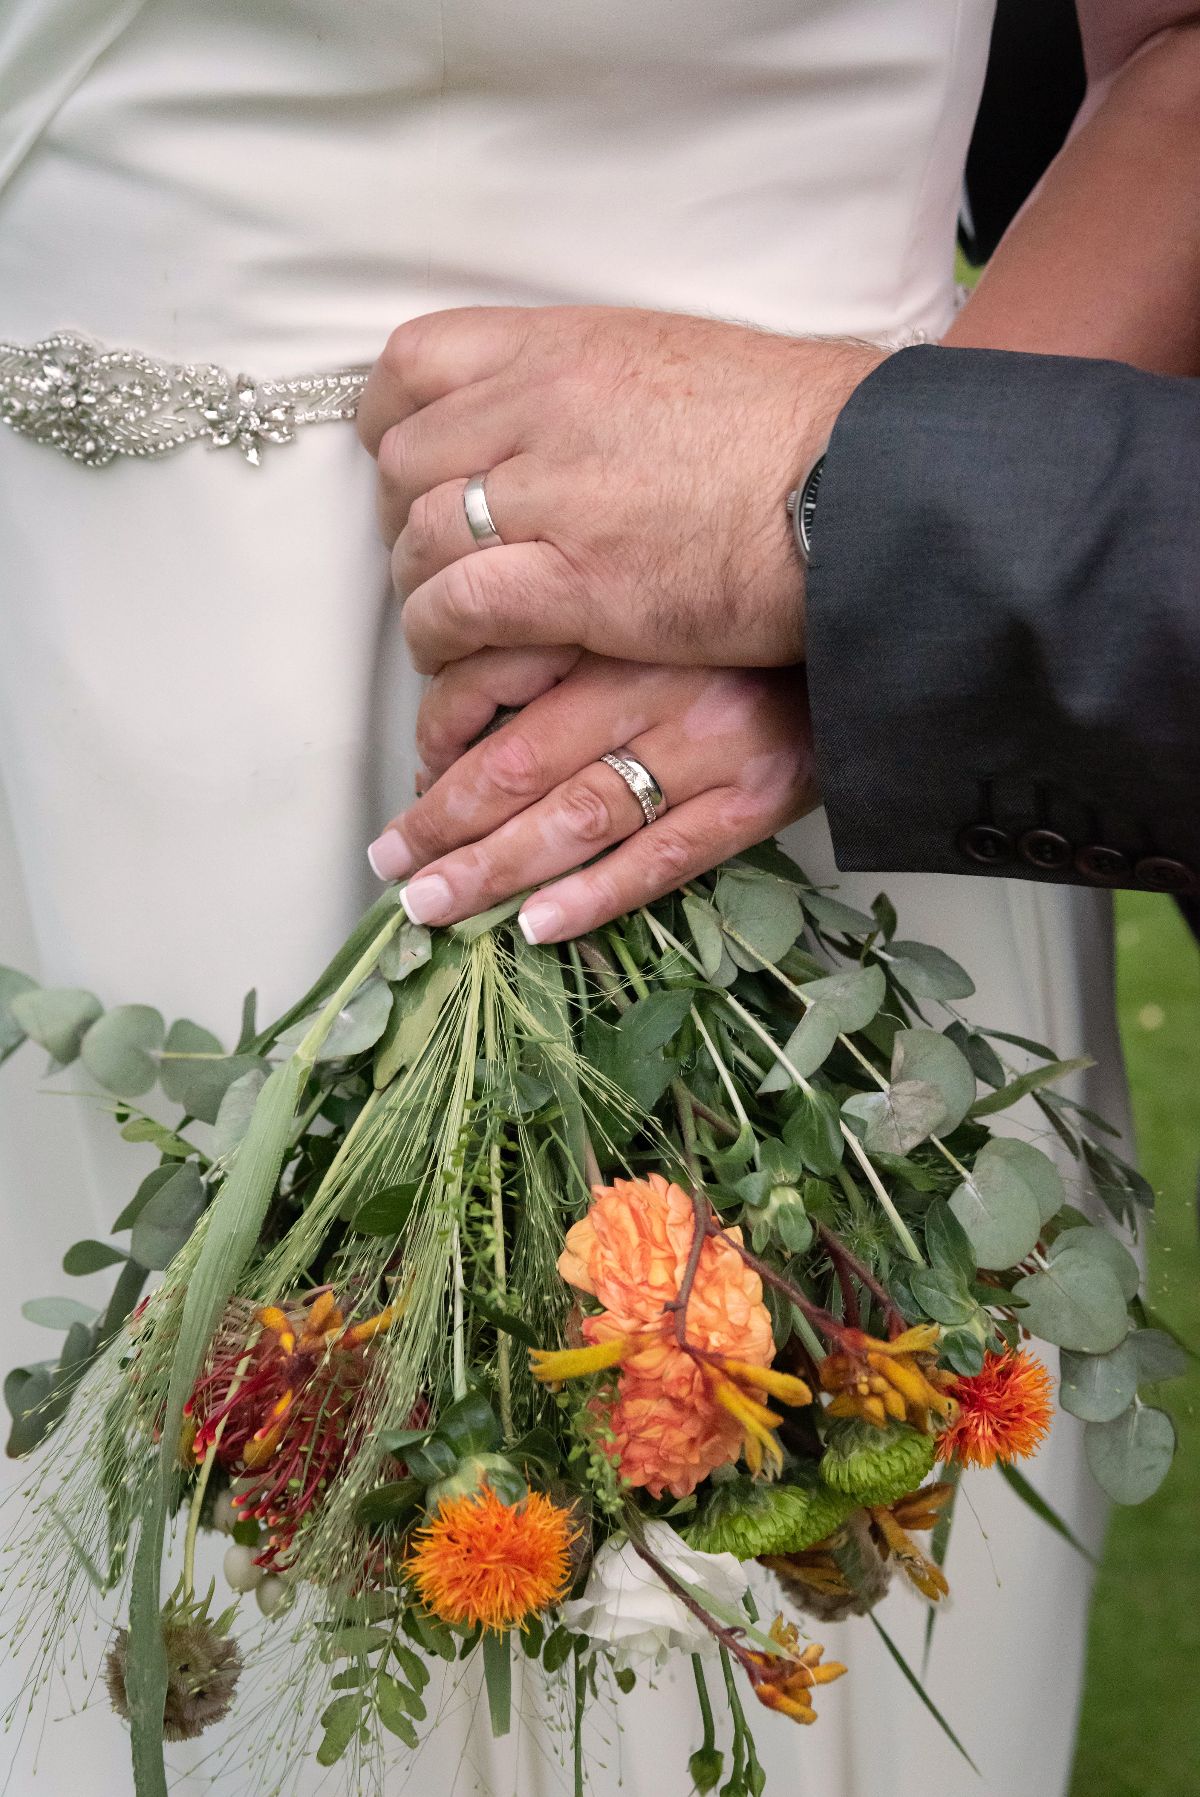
[463,472,504,549]
[600,750,666,827]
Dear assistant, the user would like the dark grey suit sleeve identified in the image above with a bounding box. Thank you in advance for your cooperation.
[805,344,1200,899]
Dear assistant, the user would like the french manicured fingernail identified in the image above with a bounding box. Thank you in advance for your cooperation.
[518,899,563,945]
[402,874,453,925]
[367,829,413,881]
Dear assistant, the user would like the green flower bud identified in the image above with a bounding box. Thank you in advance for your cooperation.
[818,1419,935,1506]
[425,1451,527,1509]
[687,1473,854,1559]
[689,1747,725,1793]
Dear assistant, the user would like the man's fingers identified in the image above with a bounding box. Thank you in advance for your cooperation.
[415,645,583,779]
[515,792,791,944]
[391,458,548,597]
[356,307,532,455]
[402,540,597,675]
[375,381,530,543]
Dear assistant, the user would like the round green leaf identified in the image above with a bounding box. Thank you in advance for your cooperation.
[1047,1225,1140,1302]
[909,1266,978,1327]
[21,1296,98,1330]
[0,966,38,1056]
[80,1004,165,1097]
[378,922,433,983]
[62,1239,130,1277]
[982,1137,1066,1226]
[890,1029,976,1135]
[1059,1340,1138,1422]
[796,964,885,1034]
[841,1083,946,1157]
[9,986,102,1065]
[883,941,976,1000]
[1084,1402,1176,1504]
[112,1162,180,1232]
[948,1140,1043,1270]
[1011,1258,1129,1353]
[800,890,876,934]
[713,870,805,966]
[129,1161,205,1270]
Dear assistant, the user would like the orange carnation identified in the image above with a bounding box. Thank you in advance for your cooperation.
[936,1348,1054,1469]
[558,1173,775,1499]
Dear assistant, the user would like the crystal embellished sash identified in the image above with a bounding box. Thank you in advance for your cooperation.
[0,333,368,467]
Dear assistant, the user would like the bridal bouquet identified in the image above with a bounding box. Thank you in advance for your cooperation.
[1,846,1186,1796]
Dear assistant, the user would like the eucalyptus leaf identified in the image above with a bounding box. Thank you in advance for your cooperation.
[713,870,805,968]
[796,963,885,1033]
[841,1084,946,1158]
[683,895,726,981]
[944,1021,1005,1088]
[9,986,102,1065]
[21,1296,97,1329]
[80,1005,165,1098]
[948,1140,1044,1269]
[0,965,38,1058]
[112,1163,180,1232]
[161,1030,264,1125]
[4,1366,54,1456]
[1059,1340,1138,1423]
[63,1239,129,1277]
[799,891,876,935]
[378,922,432,983]
[281,977,393,1063]
[129,1162,206,1270]
[1084,1402,1176,1504]
[1047,1225,1140,1301]
[884,941,975,1000]
[1011,1257,1129,1353]
[891,1029,976,1134]
[758,1004,839,1093]
[213,1066,269,1159]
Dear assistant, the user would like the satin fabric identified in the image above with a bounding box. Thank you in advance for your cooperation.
[0,4,1121,1793]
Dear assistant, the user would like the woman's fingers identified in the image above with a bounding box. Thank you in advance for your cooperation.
[415,645,583,780]
[368,668,815,931]
[516,784,807,944]
[370,657,683,881]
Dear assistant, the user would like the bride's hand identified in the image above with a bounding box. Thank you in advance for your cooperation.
[367,652,817,943]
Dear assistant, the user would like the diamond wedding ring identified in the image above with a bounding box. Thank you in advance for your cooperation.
[463,472,505,548]
[600,750,666,826]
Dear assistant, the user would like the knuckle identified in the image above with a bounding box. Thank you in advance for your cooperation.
[380,317,428,383]
[440,552,490,627]
[644,824,694,883]
[397,798,449,863]
[556,776,618,845]
[480,729,548,801]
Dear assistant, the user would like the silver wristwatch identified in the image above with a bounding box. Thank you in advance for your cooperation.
[785,451,826,563]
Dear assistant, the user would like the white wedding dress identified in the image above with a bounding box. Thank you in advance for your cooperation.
[0,3,1124,1795]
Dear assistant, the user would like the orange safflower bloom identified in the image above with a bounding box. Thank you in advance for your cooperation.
[544,1173,783,1498]
[406,1486,578,1632]
[936,1348,1054,1468]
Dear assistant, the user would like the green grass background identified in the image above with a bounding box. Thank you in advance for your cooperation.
[1069,893,1200,1795]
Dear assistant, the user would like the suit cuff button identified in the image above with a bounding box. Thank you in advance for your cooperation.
[1134,855,1196,894]
[1075,844,1130,886]
[1018,828,1072,871]
[958,823,1013,865]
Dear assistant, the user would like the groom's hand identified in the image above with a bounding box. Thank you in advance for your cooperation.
[357,307,883,674]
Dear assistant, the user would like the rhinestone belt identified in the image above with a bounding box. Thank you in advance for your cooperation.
[0,332,368,467]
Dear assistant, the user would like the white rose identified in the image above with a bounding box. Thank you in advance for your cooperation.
[561,1521,749,1671]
